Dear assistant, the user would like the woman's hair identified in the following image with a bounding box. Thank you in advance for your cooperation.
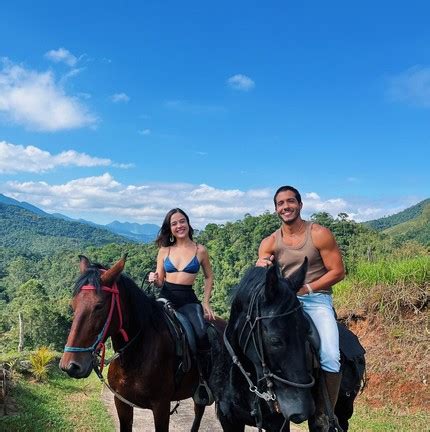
[155,208,194,247]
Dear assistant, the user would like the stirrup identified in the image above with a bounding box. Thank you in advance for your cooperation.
[193,379,214,406]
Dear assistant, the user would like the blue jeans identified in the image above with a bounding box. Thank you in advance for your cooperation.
[298,293,340,373]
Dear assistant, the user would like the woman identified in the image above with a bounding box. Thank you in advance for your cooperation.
[149,208,215,404]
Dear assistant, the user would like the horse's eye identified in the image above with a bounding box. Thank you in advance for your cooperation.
[94,303,105,311]
[270,337,283,346]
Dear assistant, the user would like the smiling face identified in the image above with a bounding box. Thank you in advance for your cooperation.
[170,211,190,240]
[275,190,303,225]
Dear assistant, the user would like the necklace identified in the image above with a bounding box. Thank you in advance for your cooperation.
[281,220,305,238]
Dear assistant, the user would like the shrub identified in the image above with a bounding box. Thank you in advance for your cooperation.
[29,347,55,382]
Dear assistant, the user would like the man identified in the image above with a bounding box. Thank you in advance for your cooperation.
[256,185,345,417]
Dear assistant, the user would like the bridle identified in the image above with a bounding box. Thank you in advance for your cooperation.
[64,280,129,373]
[224,282,315,404]
[62,271,165,411]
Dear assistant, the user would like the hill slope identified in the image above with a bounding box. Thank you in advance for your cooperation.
[365,198,430,231]
[382,203,430,246]
[0,193,158,243]
[0,203,131,256]
[364,198,430,246]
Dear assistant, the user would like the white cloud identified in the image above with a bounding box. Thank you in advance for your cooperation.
[0,175,414,226]
[138,128,151,136]
[227,74,255,91]
[388,65,430,107]
[305,192,321,200]
[188,184,244,202]
[111,92,130,103]
[1,176,273,225]
[44,48,78,67]
[0,141,131,173]
[0,59,97,131]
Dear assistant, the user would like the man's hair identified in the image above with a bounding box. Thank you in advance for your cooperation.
[273,185,302,206]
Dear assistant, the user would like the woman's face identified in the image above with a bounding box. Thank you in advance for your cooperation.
[170,212,189,240]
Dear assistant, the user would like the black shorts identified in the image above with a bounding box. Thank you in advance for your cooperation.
[159,281,199,308]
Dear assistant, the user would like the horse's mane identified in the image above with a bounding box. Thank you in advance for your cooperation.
[73,263,164,328]
[230,266,299,323]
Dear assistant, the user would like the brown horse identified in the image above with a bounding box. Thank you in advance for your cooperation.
[60,255,222,431]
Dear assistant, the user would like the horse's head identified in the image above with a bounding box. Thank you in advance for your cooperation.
[230,259,315,423]
[59,254,127,378]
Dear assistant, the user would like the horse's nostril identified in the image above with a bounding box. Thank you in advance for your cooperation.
[290,413,307,424]
[66,362,82,376]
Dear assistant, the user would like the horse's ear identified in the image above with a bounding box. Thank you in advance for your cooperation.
[100,254,128,286]
[79,255,91,273]
[264,265,279,303]
[287,257,308,293]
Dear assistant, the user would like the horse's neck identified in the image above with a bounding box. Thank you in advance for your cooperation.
[112,294,171,359]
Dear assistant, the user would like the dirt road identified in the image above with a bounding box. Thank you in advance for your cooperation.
[102,387,304,431]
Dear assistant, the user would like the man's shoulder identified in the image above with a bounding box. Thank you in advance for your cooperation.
[310,223,336,245]
[260,231,278,247]
[310,222,332,234]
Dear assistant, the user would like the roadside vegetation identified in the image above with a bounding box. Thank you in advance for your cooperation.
[0,353,113,432]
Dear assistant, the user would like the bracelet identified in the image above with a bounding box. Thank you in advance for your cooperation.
[305,283,313,294]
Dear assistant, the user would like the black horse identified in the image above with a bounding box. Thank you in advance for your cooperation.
[210,261,364,432]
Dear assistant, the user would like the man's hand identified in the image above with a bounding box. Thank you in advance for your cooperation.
[256,255,275,267]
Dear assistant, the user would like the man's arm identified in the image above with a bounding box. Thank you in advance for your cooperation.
[297,224,345,295]
[256,234,276,267]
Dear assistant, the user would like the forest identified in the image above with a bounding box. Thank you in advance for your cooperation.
[1,203,428,353]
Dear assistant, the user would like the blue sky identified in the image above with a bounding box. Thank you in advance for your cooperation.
[0,1,429,227]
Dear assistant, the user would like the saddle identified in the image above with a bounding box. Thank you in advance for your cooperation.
[304,312,366,396]
[157,298,197,375]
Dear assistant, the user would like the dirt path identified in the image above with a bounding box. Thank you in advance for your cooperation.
[102,387,304,431]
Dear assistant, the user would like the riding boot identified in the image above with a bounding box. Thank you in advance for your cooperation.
[193,349,214,406]
[323,371,343,432]
[323,371,342,409]
[312,371,343,432]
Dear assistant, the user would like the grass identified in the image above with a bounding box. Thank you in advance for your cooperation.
[346,403,430,432]
[334,256,429,320]
[293,402,430,432]
[0,366,114,432]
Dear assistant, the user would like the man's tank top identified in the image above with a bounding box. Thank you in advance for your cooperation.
[274,221,332,293]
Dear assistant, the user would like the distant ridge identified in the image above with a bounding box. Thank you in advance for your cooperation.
[365,198,430,231]
[365,198,430,246]
[0,193,159,243]
[0,202,131,256]
[106,221,159,243]
[0,193,51,217]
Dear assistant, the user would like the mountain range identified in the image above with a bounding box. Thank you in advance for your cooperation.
[1,193,429,257]
[0,194,159,243]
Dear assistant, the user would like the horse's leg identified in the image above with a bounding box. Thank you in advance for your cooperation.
[218,413,245,432]
[191,402,206,432]
[152,400,171,432]
[335,393,355,432]
[114,397,133,432]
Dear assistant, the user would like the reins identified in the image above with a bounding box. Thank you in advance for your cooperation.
[64,275,181,414]
[223,280,315,429]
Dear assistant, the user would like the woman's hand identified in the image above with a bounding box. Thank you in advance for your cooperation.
[202,301,215,321]
[148,272,159,283]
